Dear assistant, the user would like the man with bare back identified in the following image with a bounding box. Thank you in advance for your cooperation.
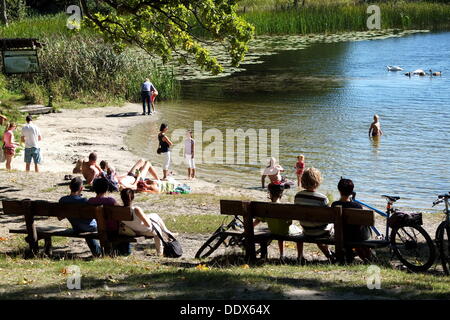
[73,152,103,184]
[368,114,383,137]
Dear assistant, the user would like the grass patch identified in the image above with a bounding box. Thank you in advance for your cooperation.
[161,214,233,234]
[0,253,449,299]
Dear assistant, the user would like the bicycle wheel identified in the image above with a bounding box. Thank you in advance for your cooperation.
[436,222,450,275]
[195,231,228,259]
[390,225,436,272]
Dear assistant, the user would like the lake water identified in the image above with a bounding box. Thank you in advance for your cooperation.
[128,31,450,211]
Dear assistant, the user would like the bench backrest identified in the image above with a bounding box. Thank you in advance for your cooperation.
[103,205,133,221]
[2,200,31,216]
[220,199,375,263]
[1,200,133,221]
[220,200,375,226]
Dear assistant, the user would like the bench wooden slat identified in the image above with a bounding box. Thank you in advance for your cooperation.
[9,226,98,238]
[2,200,31,216]
[103,205,133,221]
[220,200,248,216]
[9,227,141,243]
[32,201,60,217]
[342,208,375,226]
[55,203,102,220]
[250,201,339,223]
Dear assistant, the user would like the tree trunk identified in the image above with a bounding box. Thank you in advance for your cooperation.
[293,0,299,8]
[1,0,7,26]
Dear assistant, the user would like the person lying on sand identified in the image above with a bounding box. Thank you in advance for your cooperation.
[117,159,160,192]
[73,152,103,185]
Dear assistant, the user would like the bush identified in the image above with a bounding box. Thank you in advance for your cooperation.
[21,82,46,104]
[2,34,180,106]
[5,0,29,22]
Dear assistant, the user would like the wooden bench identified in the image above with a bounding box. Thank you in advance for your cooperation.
[220,200,389,263]
[1,199,152,257]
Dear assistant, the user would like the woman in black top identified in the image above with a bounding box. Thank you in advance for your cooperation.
[158,123,173,180]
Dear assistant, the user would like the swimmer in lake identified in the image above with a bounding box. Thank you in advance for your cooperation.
[368,114,383,137]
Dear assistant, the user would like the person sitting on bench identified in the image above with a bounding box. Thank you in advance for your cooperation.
[253,183,302,261]
[331,178,372,262]
[88,177,131,256]
[120,188,175,256]
[59,177,102,257]
[294,167,335,263]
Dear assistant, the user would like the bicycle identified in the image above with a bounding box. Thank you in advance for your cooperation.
[354,194,436,272]
[432,192,450,275]
[195,215,271,259]
[195,215,245,259]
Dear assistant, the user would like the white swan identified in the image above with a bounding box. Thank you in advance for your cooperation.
[387,65,403,71]
[412,69,427,76]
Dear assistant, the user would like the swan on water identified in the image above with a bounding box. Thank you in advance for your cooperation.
[387,65,403,71]
[412,69,427,76]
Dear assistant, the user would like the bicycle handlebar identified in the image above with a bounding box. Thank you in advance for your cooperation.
[432,199,443,207]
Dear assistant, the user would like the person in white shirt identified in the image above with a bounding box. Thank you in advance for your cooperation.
[21,115,42,172]
[184,130,195,179]
[141,78,158,115]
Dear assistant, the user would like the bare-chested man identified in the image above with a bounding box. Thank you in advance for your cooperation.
[73,152,103,185]
[368,114,383,137]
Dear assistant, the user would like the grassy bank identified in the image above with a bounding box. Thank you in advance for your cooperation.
[0,14,180,117]
[0,250,449,299]
[242,2,450,35]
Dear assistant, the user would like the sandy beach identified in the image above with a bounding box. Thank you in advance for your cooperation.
[0,103,270,259]
[0,103,443,261]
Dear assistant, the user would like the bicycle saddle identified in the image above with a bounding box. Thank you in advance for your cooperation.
[381,195,400,202]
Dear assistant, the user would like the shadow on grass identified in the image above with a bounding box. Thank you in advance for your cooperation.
[2,257,449,300]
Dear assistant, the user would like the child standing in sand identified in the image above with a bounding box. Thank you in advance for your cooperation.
[295,155,305,187]
[184,130,195,180]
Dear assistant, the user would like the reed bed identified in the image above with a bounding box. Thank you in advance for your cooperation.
[0,16,180,105]
[242,2,450,35]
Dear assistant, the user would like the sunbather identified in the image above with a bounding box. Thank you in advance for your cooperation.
[73,152,103,185]
[117,159,160,191]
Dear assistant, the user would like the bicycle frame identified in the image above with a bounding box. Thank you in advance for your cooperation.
[353,199,390,240]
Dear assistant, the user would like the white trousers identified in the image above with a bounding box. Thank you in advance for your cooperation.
[185,154,195,169]
[162,151,171,170]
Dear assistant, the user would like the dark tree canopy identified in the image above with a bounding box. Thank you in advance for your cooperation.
[79,0,255,74]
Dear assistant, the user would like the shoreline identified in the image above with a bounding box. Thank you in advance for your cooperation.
[0,102,268,201]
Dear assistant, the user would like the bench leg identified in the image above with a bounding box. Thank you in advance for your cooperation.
[260,241,268,259]
[25,235,39,256]
[44,237,52,256]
